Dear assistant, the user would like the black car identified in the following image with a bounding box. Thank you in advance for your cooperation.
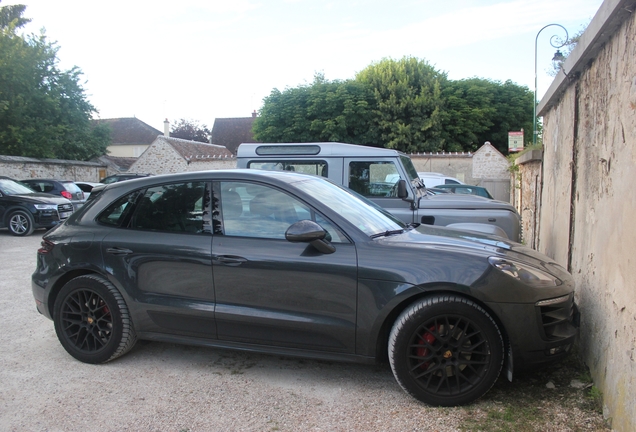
[100,173,151,184]
[21,179,85,211]
[0,177,74,236]
[32,170,578,406]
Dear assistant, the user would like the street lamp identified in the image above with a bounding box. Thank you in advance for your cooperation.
[533,24,569,146]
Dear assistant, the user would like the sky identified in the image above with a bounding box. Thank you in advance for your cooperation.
[4,0,604,132]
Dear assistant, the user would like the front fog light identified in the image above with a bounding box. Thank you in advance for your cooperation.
[488,257,562,287]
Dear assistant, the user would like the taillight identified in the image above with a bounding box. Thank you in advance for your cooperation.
[38,239,55,254]
[61,190,72,199]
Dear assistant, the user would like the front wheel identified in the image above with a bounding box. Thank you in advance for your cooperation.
[388,295,504,406]
[53,275,137,364]
[7,210,34,236]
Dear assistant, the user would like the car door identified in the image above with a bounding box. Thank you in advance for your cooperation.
[211,180,358,353]
[344,158,415,224]
[100,181,217,338]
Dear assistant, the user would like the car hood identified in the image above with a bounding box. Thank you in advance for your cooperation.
[418,193,515,211]
[10,193,71,205]
[378,224,565,273]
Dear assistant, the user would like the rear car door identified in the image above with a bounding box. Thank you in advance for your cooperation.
[100,181,217,338]
[211,180,358,353]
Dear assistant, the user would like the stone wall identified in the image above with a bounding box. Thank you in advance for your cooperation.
[536,2,636,429]
[410,153,473,182]
[410,143,512,202]
[0,156,107,182]
[513,150,543,248]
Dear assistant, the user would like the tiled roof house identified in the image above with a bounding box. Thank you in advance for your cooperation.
[129,136,235,175]
[210,112,261,154]
[95,117,163,157]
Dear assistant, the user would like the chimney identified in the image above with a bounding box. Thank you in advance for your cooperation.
[251,110,257,118]
[164,118,170,137]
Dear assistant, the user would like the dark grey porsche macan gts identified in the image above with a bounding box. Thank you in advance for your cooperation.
[32,169,578,406]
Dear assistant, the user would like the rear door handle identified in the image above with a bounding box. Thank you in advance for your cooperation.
[214,255,247,266]
[106,247,133,256]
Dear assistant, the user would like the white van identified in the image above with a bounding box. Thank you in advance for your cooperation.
[417,172,464,188]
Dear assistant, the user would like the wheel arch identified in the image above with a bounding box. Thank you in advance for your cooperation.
[373,286,511,364]
[46,269,104,318]
[3,204,35,224]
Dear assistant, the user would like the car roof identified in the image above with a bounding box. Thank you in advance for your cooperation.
[100,169,319,192]
[237,142,406,158]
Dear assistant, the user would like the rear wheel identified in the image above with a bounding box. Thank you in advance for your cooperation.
[388,295,504,406]
[53,275,136,364]
[7,210,34,236]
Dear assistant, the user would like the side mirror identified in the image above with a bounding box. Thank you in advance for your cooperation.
[285,220,336,254]
[397,179,408,199]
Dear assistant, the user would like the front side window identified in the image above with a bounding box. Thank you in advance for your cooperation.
[214,181,347,242]
[349,161,400,197]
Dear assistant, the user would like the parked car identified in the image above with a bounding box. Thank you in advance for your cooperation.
[100,173,151,184]
[0,176,73,236]
[435,184,495,199]
[417,172,464,187]
[75,181,102,201]
[32,170,578,406]
[21,179,85,211]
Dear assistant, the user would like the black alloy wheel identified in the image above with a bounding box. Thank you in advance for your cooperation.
[53,275,136,364]
[389,295,504,406]
[8,209,34,236]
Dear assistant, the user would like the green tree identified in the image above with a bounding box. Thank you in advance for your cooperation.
[0,3,109,160]
[170,118,211,142]
[254,57,533,154]
[253,73,373,144]
[440,78,533,153]
[440,78,496,152]
[477,80,534,153]
[0,2,30,29]
[356,57,446,152]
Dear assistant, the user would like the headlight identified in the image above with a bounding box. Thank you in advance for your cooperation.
[34,204,57,211]
[488,257,562,287]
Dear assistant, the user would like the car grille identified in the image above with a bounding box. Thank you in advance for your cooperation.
[537,293,575,340]
[58,203,73,214]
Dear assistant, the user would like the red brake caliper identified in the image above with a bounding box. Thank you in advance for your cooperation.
[416,326,438,369]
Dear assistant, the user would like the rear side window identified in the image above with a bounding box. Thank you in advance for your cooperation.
[130,182,209,234]
[97,191,141,227]
[62,182,82,193]
[97,182,210,234]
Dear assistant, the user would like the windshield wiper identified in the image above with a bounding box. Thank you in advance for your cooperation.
[370,229,405,239]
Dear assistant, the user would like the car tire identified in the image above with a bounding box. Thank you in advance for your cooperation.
[7,209,35,236]
[53,275,137,364]
[388,295,504,406]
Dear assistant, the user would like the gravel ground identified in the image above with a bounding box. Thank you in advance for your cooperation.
[0,229,609,432]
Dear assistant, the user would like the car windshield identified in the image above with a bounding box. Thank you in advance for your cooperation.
[291,176,405,237]
[0,179,36,195]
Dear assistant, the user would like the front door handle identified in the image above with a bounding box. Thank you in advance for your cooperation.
[213,255,248,266]
[106,247,133,256]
